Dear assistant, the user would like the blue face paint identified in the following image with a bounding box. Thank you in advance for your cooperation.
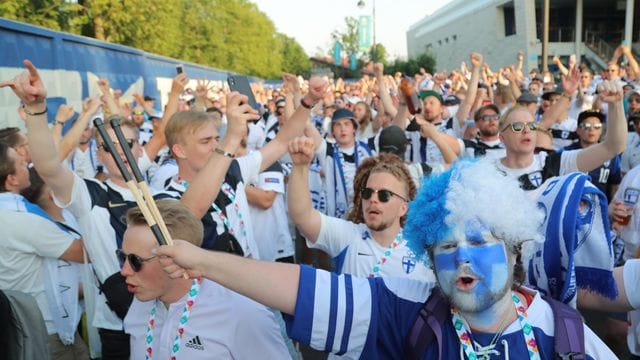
[433,220,510,313]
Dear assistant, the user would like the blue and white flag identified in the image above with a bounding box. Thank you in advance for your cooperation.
[528,172,617,307]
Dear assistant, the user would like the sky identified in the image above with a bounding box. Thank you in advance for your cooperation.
[251,0,453,60]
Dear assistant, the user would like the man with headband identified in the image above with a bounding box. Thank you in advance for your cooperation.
[155,161,625,358]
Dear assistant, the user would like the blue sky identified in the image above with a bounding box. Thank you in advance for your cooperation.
[252,0,452,60]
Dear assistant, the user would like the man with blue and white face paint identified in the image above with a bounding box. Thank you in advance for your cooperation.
[153,161,620,359]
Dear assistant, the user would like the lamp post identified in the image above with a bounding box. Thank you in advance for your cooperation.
[358,0,376,62]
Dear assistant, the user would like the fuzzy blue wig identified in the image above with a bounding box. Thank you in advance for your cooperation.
[405,159,544,264]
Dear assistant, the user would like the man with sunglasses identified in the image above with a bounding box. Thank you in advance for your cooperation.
[121,200,289,359]
[495,78,627,192]
[288,137,434,281]
[462,104,505,160]
[562,110,621,201]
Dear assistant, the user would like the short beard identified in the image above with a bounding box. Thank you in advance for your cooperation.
[479,128,498,137]
[367,218,393,232]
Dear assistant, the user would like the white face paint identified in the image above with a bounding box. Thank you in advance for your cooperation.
[432,220,512,315]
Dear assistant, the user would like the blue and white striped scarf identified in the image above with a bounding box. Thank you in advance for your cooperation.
[528,172,617,307]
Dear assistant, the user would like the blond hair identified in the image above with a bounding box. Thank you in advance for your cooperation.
[126,199,203,247]
[165,111,216,155]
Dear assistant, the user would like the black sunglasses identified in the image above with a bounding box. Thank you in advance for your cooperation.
[100,139,136,153]
[116,249,156,272]
[361,187,408,203]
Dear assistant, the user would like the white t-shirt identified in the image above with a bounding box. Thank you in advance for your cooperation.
[124,279,289,360]
[68,139,101,179]
[492,150,579,191]
[550,117,578,149]
[621,132,640,174]
[614,166,640,260]
[356,122,375,141]
[0,193,76,334]
[249,161,294,261]
[310,214,435,282]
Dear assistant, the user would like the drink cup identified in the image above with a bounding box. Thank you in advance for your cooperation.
[621,187,640,226]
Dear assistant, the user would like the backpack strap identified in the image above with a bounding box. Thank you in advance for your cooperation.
[543,295,586,359]
[405,288,449,360]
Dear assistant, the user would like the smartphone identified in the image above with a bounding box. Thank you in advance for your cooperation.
[227,75,258,110]
[176,64,184,74]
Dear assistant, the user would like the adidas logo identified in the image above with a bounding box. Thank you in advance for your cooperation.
[185,335,205,351]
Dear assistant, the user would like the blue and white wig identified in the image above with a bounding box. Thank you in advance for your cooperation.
[404,160,545,264]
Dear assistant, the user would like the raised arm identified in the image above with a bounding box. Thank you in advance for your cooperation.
[144,73,187,161]
[621,45,640,81]
[287,136,322,243]
[0,60,75,203]
[419,119,458,164]
[552,55,569,77]
[504,66,522,101]
[180,92,257,218]
[455,52,482,127]
[575,80,627,172]
[133,93,156,116]
[51,104,75,152]
[97,78,121,117]
[374,63,397,118]
[58,98,102,161]
[538,68,579,130]
[282,72,300,120]
[258,76,327,172]
[158,239,301,315]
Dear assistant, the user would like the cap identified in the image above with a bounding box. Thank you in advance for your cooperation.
[443,95,460,106]
[143,95,155,102]
[626,89,640,99]
[332,108,356,122]
[378,125,408,157]
[474,104,500,122]
[275,99,286,108]
[516,92,538,104]
[418,90,443,104]
[577,110,606,125]
[541,91,561,101]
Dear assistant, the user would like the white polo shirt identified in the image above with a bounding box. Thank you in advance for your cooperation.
[124,279,289,359]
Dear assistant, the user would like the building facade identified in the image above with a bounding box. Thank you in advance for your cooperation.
[407,0,639,72]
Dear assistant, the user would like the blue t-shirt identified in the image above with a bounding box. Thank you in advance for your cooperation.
[284,266,613,359]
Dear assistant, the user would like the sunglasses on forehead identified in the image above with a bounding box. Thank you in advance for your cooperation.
[116,249,156,272]
[99,138,136,153]
[361,187,408,203]
[500,121,538,133]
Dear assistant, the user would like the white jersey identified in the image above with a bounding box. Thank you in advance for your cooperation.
[492,150,579,192]
[550,117,578,149]
[67,139,101,179]
[249,161,294,261]
[614,166,640,260]
[124,279,289,359]
[621,132,640,173]
[310,214,435,282]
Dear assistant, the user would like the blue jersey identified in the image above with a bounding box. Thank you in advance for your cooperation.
[284,266,615,359]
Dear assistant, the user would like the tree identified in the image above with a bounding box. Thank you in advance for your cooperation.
[276,33,311,78]
[368,43,387,64]
[386,52,436,76]
[332,16,359,56]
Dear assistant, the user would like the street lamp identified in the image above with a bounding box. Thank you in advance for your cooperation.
[357,0,376,62]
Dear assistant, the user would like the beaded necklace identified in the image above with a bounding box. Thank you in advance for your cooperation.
[145,278,202,360]
[363,230,404,278]
[450,291,541,360]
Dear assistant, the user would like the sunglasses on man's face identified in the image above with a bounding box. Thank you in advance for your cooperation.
[132,111,145,115]
[99,139,136,153]
[579,123,603,130]
[360,187,408,203]
[500,121,538,133]
[629,97,640,104]
[478,114,500,122]
[116,249,156,272]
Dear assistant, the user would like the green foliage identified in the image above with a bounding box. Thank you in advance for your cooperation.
[386,52,436,76]
[0,0,310,79]
[368,43,387,64]
[276,33,311,78]
[332,16,359,56]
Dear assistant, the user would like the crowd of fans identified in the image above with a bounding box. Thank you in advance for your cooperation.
[1,43,640,359]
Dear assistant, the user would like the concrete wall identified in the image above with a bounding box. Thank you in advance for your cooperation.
[407,0,540,72]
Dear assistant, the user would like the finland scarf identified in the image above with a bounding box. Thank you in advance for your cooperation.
[528,172,617,307]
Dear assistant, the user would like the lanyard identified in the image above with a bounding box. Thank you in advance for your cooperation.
[451,291,541,360]
[332,143,359,218]
[363,230,404,278]
[178,178,248,248]
[145,278,202,360]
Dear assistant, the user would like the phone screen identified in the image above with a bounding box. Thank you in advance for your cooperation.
[227,75,258,110]
[176,64,184,74]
